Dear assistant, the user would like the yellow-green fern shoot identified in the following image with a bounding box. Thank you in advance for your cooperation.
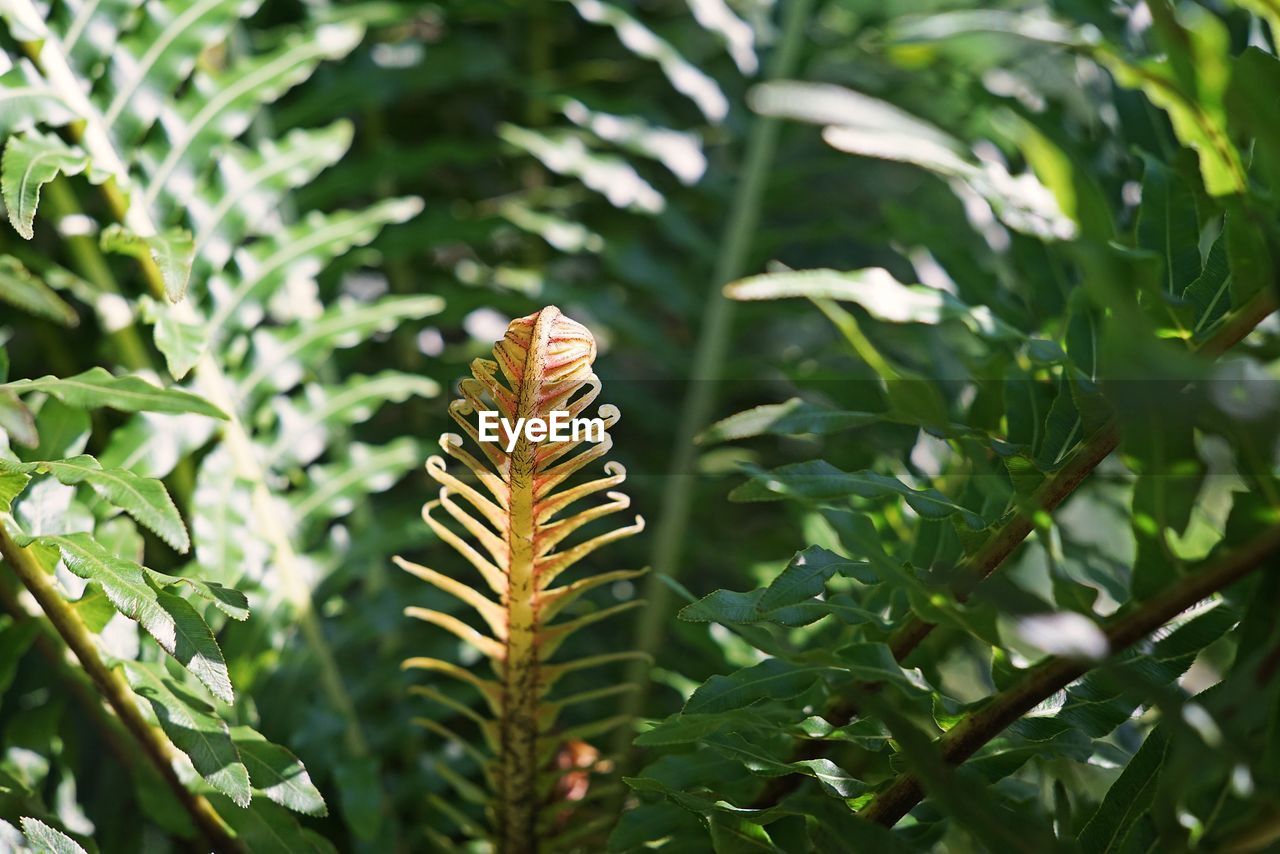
[397,306,645,851]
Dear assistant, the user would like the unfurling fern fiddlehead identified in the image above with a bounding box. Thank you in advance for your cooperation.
[397,306,645,851]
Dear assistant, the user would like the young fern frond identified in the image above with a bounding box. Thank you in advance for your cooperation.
[400,306,644,851]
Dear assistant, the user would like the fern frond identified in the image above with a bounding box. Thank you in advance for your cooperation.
[400,306,644,851]
[1,2,438,838]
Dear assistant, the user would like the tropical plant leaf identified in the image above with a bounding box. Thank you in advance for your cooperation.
[567,0,727,123]
[699,398,882,444]
[192,119,355,270]
[684,659,831,714]
[211,797,337,853]
[203,197,425,345]
[704,733,867,799]
[751,80,1075,239]
[232,727,328,816]
[139,297,206,379]
[100,224,195,302]
[290,439,422,523]
[241,294,443,397]
[726,267,1017,339]
[1076,727,1170,852]
[0,390,39,449]
[14,533,235,702]
[0,255,78,326]
[0,455,189,552]
[731,460,987,529]
[19,531,175,646]
[96,0,262,147]
[148,570,250,622]
[19,817,87,854]
[190,447,267,589]
[1135,155,1200,301]
[0,469,30,512]
[157,589,234,704]
[1098,6,1245,196]
[680,546,877,627]
[123,661,251,806]
[267,371,439,466]
[1,368,226,419]
[140,22,365,210]
[0,61,74,137]
[1,130,89,240]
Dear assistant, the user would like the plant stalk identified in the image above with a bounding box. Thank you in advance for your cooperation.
[35,178,198,504]
[751,288,1278,808]
[860,519,1280,826]
[0,520,241,852]
[0,575,218,843]
[498,311,553,853]
[623,0,814,740]
[19,10,377,769]
[884,288,1277,662]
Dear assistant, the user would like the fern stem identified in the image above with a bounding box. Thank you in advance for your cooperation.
[883,288,1277,662]
[498,312,553,852]
[528,0,553,130]
[0,575,207,836]
[859,519,1280,827]
[0,520,241,852]
[193,358,374,762]
[17,10,380,780]
[750,288,1280,808]
[35,177,197,503]
[623,0,814,736]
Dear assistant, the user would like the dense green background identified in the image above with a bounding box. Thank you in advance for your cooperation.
[1,0,1279,851]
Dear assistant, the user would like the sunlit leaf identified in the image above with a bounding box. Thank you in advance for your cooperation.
[19,817,86,854]
[123,661,250,806]
[1,368,226,419]
[726,267,1019,338]
[15,533,235,702]
[568,0,727,122]
[232,726,327,816]
[1,130,88,240]
[100,224,195,302]
[699,398,881,444]
[1,455,189,552]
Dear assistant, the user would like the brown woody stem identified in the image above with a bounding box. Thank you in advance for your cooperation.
[860,519,1280,826]
[751,290,1278,809]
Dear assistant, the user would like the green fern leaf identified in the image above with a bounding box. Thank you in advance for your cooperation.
[100,224,195,302]
[141,23,364,211]
[0,255,78,326]
[232,726,329,817]
[122,660,251,806]
[0,61,74,136]
[0,454,189,552]
[192,120,355,270]
[19,817,86,854]
[12,532,235,702]
[1,367,226,418]
[1,130,88,239]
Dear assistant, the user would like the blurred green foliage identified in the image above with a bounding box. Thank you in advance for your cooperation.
[0,0,1278,851]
